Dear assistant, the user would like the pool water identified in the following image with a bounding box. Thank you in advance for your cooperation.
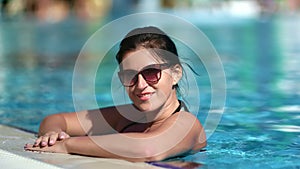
[1,14,300,168]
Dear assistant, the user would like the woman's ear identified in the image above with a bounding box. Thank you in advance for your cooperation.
[171,64,182,86]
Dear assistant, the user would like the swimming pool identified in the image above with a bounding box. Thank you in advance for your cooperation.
[0,14,299,168]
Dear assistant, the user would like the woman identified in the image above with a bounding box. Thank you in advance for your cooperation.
[25,26,206,162]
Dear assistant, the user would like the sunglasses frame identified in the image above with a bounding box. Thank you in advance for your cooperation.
[118,63,170,87]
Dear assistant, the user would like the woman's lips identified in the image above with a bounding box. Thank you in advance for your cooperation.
[137,92,153,101]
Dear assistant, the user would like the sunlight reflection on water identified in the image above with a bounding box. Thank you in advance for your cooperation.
[0,13,299,168]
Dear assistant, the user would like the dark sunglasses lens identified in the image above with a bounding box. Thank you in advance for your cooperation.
[119,64,166,87]
[141,68,161,83]
[119,70,138,87]
[129,75,138,86]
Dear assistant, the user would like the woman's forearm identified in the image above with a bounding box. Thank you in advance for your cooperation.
[65,133,162,162]
[63,114,203,162]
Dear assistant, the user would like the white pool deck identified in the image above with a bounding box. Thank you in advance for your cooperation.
[0,125,161,169]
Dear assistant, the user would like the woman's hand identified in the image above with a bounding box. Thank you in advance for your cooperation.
[33,131,70,147]
[24,139,69,154]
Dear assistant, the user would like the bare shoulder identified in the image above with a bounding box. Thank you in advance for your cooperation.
[148,111,206,159]
[61,105,130,135]
[168,111,206,149]
[177,111,200,120]
[167,111,202,128]
[150,111,204,137]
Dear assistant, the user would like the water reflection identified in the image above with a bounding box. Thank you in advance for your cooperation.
[202,16,294,109]
[188,14,300,168]
[250,18,282,107]
[0,12,299,130]
[0,6,300,167]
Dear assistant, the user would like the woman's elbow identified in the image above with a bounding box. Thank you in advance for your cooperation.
[127,144,165,162]
[39,113,67,135]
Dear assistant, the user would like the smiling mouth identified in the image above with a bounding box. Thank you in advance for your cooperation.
[137,92,153,101]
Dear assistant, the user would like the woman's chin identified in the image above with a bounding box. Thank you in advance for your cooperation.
[133,101,155,112]
[135,104,152,112]
[135,101,165,113]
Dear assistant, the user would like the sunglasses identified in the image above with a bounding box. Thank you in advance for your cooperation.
[118,63,170,87]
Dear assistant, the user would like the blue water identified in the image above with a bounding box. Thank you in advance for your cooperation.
[1,13,300,168]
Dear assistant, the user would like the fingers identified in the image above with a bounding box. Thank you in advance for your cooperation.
[48,134,58,145]
[24,143,32,149]
[33,131,60,147]
[58,131,70,140]
[24,143,41,152]
[25,140,68,154]
[31,131,70,148]
[24,143,48,152]
[34,137,42,147]
[41,133,57,146]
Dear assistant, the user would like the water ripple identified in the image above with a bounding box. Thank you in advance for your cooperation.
[271,125,300,132]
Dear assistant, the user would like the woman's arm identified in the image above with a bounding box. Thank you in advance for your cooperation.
[33,113,71,147]
[38,114,66,136]
[33,106,123,147]
[80,111,206,162]
[26,111,206,162]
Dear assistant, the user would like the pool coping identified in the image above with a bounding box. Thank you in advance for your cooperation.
[0,124,161,169]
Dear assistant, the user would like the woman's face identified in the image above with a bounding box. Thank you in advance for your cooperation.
[119,48,178,112]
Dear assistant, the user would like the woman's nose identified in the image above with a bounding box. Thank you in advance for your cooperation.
[136,74,148,88]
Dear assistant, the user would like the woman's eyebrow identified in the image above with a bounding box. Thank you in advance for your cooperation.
[121,64,159,71]
[141,63,163,69]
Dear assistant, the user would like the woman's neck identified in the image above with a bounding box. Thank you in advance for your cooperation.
[120,91,180,125]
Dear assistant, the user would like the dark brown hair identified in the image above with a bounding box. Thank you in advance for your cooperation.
[116,26,181,67]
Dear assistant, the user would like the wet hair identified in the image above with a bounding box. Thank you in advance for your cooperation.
[116,26,182,89]
[116,26,181,67]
